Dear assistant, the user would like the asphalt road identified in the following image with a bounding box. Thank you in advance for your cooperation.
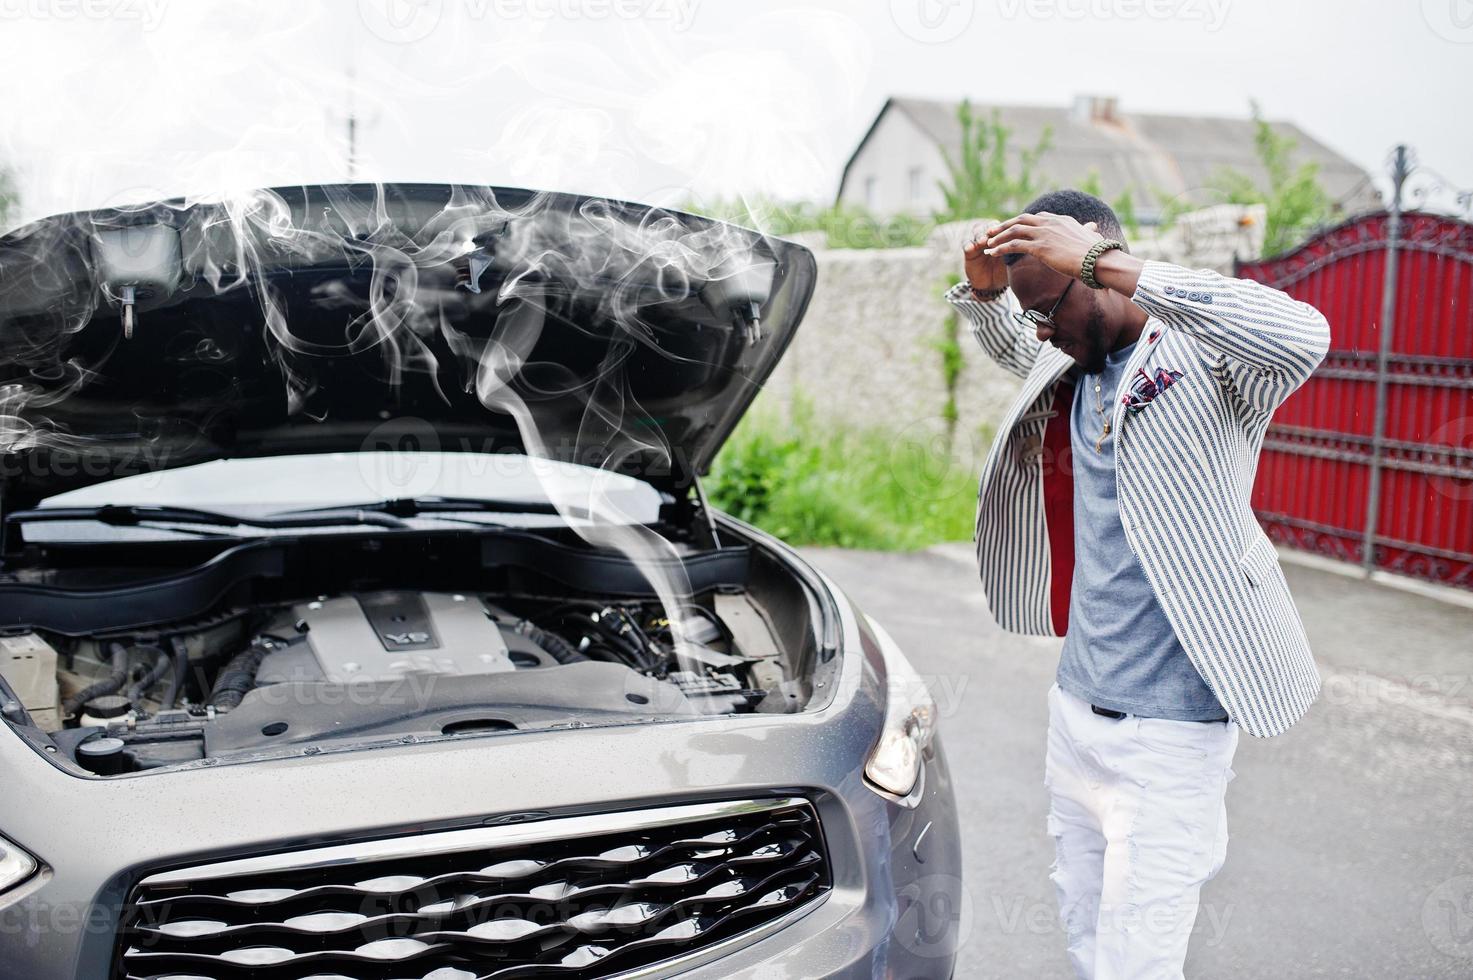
[798,544,1473,979]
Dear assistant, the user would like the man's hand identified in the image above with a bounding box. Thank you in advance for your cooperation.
[962,222,1008,294]
[983,211,1145,294]
[982,212,1103,278]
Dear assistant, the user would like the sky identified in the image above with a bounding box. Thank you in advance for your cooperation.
[0,0,1470,226]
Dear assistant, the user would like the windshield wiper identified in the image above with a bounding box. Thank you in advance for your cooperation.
[8,503,412,532]
[278,496,569,519]
[10,496,588,539]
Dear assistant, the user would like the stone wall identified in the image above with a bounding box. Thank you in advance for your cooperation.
[761,238,1022,447]
[759,206,1266,443]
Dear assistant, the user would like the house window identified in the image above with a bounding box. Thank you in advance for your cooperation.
[864,176,878,209]
[908,167,923,203]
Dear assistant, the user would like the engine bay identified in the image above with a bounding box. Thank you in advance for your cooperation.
[0,580,810,777]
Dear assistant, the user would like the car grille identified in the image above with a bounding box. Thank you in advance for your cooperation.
[114,797,828,979]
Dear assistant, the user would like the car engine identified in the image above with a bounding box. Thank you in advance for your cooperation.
[1,587,797,777]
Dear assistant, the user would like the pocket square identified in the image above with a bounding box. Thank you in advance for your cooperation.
[1121,366,1185,414]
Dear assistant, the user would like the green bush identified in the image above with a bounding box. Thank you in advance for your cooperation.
[707,400,983,551]
[681,197,933,250]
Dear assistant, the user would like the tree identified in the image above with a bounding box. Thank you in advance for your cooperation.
[934,101,1052,223]
[1079,168,1140,237]
[1079,169,1103,198]
[0,168,17,231]
[1207,101,1333,255]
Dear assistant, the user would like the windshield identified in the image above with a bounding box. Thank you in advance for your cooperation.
[28,452,665,541]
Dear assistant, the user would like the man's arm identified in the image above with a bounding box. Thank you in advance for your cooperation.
[946,228,1042,380]
[944,280,1040,381]
[984,213,1331,415]
[1097,254,1331,415]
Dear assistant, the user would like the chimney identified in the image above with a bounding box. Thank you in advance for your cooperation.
[1070,95,1120,125]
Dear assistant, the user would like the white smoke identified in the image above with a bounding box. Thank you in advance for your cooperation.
[0,178,801,675]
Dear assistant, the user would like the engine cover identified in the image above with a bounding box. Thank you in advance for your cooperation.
[257,592,520,684]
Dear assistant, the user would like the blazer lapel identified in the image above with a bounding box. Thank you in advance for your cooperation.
[1021,343,1075,412]
[998,325,1165,465]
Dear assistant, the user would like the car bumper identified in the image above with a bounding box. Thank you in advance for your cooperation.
[680,739,963,979]
[0,636,961,980]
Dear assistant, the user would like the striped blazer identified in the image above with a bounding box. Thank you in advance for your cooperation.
[946,260,1331,738]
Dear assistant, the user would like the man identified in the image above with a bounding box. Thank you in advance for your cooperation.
[946,189,1329,979]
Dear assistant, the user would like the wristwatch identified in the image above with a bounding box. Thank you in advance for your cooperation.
[1080,239,1125,289]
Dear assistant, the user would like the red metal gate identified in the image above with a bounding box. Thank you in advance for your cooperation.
[1236,206,1473,590]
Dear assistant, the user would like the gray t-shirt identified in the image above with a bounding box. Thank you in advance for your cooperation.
[1056,340,1228,722]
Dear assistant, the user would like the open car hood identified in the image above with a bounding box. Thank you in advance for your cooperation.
[0,183,815,512]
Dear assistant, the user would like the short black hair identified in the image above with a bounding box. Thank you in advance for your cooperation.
[1004,189,1126,266]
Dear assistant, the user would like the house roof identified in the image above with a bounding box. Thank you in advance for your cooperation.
[838,96,1381,220]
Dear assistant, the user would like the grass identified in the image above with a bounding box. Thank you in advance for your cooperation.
[707,400,985,551]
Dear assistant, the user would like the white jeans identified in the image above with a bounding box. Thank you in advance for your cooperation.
[1044,682,1239,980]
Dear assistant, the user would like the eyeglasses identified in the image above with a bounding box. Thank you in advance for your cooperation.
[1012,279,1074,332]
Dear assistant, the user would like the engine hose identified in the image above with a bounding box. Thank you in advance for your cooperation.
[162,636,189,710]
[208,641,271,712]
[568,613,658,672]
[62,642,130,716]
[126,644,172,705]
[608,613,662,673]
[515,621,588,665]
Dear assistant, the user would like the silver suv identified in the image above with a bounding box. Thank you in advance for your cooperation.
[0,183,962,979]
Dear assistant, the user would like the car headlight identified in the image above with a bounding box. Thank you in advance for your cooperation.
[0,833,37,896]
[862,615,937,804]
